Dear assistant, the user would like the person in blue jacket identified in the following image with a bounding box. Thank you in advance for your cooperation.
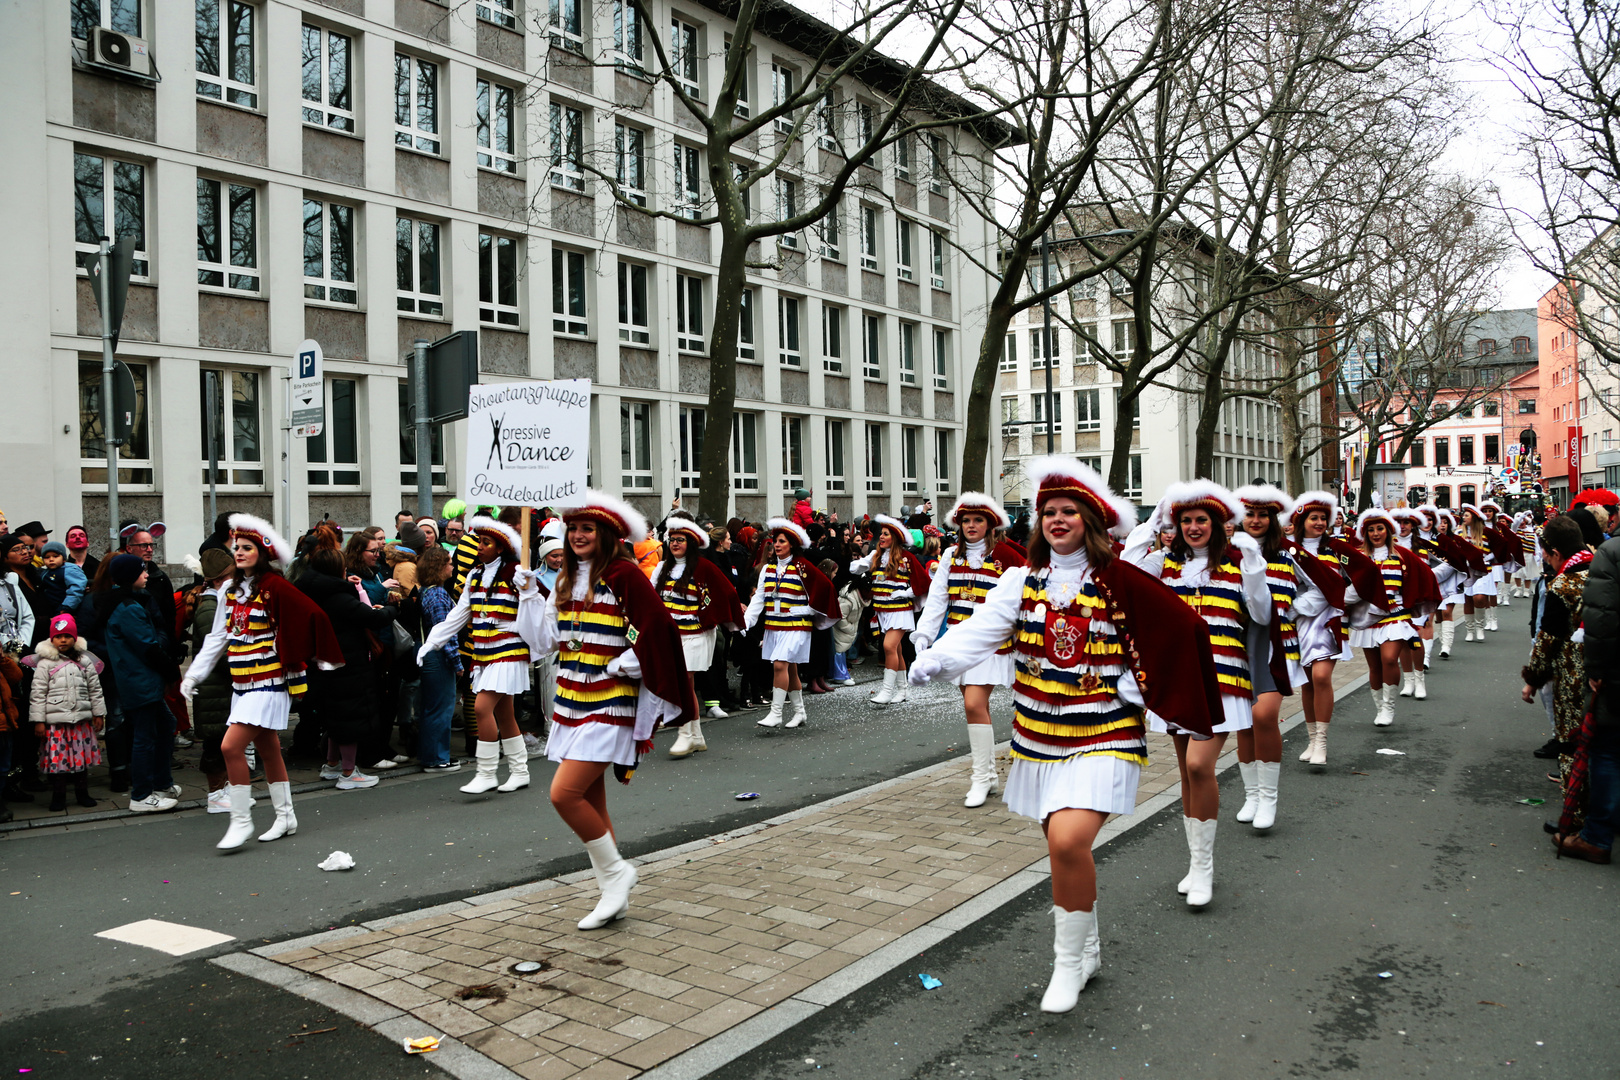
[102,554,181,813]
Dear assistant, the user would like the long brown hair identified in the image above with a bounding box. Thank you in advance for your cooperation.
[229,538,284,593]
[556,523,633,601]
[654,532,698,597]
[416,546,451,589]
[1026,500,1116,571]
[1168,510,1231,567]
[754,529,802,570]
[1247,508,1285,559]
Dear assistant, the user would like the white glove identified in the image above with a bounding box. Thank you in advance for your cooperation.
[605,651,643,679]
[179,677,197,704]
[908,655,941,686]
[512,566,536,592]
[910,633,932,652]
[1229,530,1260,556]
[415,644,431,668]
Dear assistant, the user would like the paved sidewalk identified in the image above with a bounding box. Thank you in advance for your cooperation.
[221,660,1369,1080]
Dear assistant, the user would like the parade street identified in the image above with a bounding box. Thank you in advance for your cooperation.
[3,630,1615,1080]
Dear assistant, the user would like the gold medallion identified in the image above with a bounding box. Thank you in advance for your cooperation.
[1079,605,1093,618]
[1026,657,1042,678]
[1078,671,1102,694]
[566,637,583,652]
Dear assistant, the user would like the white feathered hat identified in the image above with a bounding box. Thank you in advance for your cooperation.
[1432,506,1459,531]
[946,492,1011,529]
[870,514,911,544]
[1388,507,1425,531]
[1355,507,1400,539]
[563,490,650,544]
[764,517,811,549]
[1288,490,1338,525]
[1480,498,1503,514]
[1022,454,1137,537]
[1233,484,1294,519]
[467,515,523,558]
[1160,480,1244,525]
[665,513,709,549]
[228,513,293,566]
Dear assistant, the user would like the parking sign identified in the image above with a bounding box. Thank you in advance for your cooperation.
[292,339,324,438]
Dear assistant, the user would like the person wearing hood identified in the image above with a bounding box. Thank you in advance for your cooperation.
[103,554,181,813]
[25,613,105,811]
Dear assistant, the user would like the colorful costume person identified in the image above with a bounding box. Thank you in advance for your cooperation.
[851,514,931,706]
[655,513,744,757]
[743,519,838,729]
[1347,508,1441,727]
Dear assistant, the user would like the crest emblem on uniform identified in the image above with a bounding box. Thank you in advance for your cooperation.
[229,603,251,635]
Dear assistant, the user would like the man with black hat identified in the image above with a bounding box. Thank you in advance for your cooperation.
[13,522,50,565]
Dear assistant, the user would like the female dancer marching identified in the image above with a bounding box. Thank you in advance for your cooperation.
[182,515,343,849]
[909,457,1221,1011]
[1285,492,1372,767]
[417,516,543,794]
[535,493,692,929]
[1480,500,1520,610]
[1348,509,1441,727]
[1422,507,1468,661]
[1512,511,1541,597]
[853,515,932,707]
[1123,481,1270,906]
[1458,506,1497,640]
[654,513,744,758]
[1232,486,1312,830]
[912,493,1026,807]
[1389,509,1431,700]
[744,520,839,729]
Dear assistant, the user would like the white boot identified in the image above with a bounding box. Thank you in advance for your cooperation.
[964,724,998,808]
[1235,761,1259,823]
[786,690,809,728]
[1298,722,1319,762]
[668,720,706,757]
[871,668,897,706]
[1374,684,1396,727]
[1399,669,1415,697]
[1485,608,1499,632]
[888,674,908,705]
[1184,818,1216,907]
[578,834,638,930]
[1439,620,1454,658]
[1498,583,1511,607]
[1310,722,1328,767]
[1039,905,1099,1013]
[1176,816,1196,894]
[757,687,786,727]
[459,740,501,793]
[496,736,530,791]
[1252,761,1280,830]
[1413,669,1427,700]
[216,784,255,850]
[257,781,296,842]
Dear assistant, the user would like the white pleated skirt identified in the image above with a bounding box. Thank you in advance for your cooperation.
[949,652,1016,688]
[228,689,292,730]
[472,660,531,694]
[877,610,916,632]
[1005,750,1141,822]
[1296,610,1343,668]
[1440,591,1465,608]
[1147,694,1253,734]
[547,719,637,766]
[681,627,717,672]
[762,629,811,663]
[1286,656,1308,688]
[1348,620,1419,648]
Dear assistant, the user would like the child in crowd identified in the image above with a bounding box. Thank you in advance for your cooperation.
[38,541,87,614]
[26,613,105,810]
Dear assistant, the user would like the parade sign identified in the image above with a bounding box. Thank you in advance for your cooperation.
[463,379,591,506]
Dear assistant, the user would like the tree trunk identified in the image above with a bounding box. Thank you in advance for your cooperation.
[696,235,750,519]
[1192,363,1223,480]
[960,295,1018,495]
[1108,371,1139,494]
[1275,317,1307,494]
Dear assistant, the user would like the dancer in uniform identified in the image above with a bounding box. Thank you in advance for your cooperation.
[744,519,838,729]
[908,457,1221,1011]
[182,515,343,849]
[1389,508,1432,698]
[1123,481,1270,906]
[1512,512,1541,597]
[1285,492,1364,767]
[1480,500,1519,609]
[853,515,931,707]
[912,493,1025,807]
[654,513,744,758]
[1458,506,1497,640]
[1348,509,1440,727]
[1423,507,1468,661]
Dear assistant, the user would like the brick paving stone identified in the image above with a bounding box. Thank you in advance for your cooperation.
[512,1053,585,1080]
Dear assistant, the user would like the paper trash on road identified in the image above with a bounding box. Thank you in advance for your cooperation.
[403,1036,440,1054]
[318,851,356,871]
[1374,748,1407,755]
[1517,797,1546,806]
[1377,971,1393,979]
[735,792,761,800]
[918,973,942,989]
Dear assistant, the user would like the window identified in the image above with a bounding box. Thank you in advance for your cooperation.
[1483,399,1500,416]
[1000,334,1018,372]
[552,248,587,334]
[1460,483,1477,505]
[74,0,141,38]
[398,382,446,488]
[1001,396,1020,434]
[549,102,585,191]
[932,328,949,389]
[782,416,804,491]
[1080,455,1103,473]
[199,367,264,487]
[896,218,915,280]
[771,64,795,133]
[1030,326,1061,366]
[1126,454,1142,499]
[394,54,440,153]
[1031,391,1061,426]
[1512,336,1531,355]
[862,312,882,378]
[1476,338,1497,356]
[857,101,875,147]
[1519,397,1536,413]
[74,152,148,277]
[927,133,946,194]
[613,0,644,68]
[893,133,910,180]
[825,420,847,492]
[1485,434,1500,462]
[673,143,701,218]
[476,79,518,173]
[859,205,880,271]
[1459,405,1474,418]
[898,322,917,385]
[930,230,947,289]
[478,0,516,30]
[732,411,759,490]
[934,430,952,494]
[1434,485,1451,508]
[618,261,650,344]
[671,18,700,95]
[1459,435,1475,466]
[1111,320,1136,363]
[394,215,442,316]
[775,176,798,246]
[725,34,750,116]
[738,288,756,360]
[614,123,646,205]
[620,402,654,489]
[1112,387,1139,427]
[817,195,841,259]
[301,25,353,131]
[79,358,151,486]
[865,423,885,492]
[1075,387,1101,431]
[196,0,257,108]
[676,274,704,352]
[480,232,520,326]
[900,426,920,493]
[549,0,584,53]
[816,94,838,152]
[306,378,359,487]
[1409,438,1425,468]
[303,198,356,305]
[678,406,704,490]
[1433,437,1450,467]
[196,177,258,292]
[778,294,802,366]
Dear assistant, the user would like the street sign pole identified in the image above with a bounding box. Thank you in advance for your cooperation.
[98,238,119,553]
[414,339,433,519]
[205,369,219,526]
[289,340,326,539]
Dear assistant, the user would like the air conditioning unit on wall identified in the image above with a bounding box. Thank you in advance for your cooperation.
[89,27,153,77]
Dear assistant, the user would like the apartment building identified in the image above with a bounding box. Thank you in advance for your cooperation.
[4,0,1005,558]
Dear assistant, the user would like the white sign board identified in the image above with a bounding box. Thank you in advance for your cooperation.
[291,338,324,438]
[463,379,591,506]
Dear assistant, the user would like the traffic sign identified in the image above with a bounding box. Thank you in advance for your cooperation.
[292,338,324,438]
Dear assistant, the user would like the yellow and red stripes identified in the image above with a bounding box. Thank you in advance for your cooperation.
[1162,555,1251,699]
[553,579,639,728]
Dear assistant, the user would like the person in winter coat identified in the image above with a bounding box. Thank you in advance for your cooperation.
[790,489,815,529]
[102,554,180,813]
[0,650,21,822]
[1566,531,1620,863]
[38,542,87,614]
[26,613,105,810]
[184,548,236,813]
[830,569,868,685]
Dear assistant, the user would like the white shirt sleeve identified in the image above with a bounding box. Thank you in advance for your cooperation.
[849,552,875,575]
[1231,535,1272,624]
[514,581,548,654]
[916,567,1027,680]
[911,546,955,648]
[1121,522,1158,566]
[1291,558,1327,618]
[185,588,231,683]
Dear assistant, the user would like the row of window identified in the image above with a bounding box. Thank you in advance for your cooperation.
[1000,388,1138,433]
[1007,452,1144,500]
[1396,434,1505,468]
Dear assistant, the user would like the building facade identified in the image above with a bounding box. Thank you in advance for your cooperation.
[1538,282,1620,502]
[5,0,1002,560]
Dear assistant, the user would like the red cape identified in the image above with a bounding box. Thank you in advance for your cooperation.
[890,547,932,606]
[1434,533,1477,575]
[1393,545,1442,612]
[258,573,344,676]
[1325,538,1386,606]
[1000,538,1028,559]
[793,555,839,621]
[1284,541,1348,608]
[601,559,697,731]
[1494,520,1525,563]
[1093,557,1223,738]
[988,540,1028,572]
[689,556,746,630]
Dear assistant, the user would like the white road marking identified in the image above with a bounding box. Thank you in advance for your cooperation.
[95,919,236,956]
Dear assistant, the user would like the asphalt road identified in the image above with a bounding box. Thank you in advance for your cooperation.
[722,628,1620,1079]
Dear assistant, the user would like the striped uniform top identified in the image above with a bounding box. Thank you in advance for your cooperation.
[225,588,305,697]
[466,571,530,669]
[1161,555,1251,699]
[553,577,639,728]
[658,569,703,636]
[758,560,813,633]
[946,549,1013,655]
[870,556,916,614]
[1264,556,1300,663]
[1372,552,1411,627]
[1515,525,1538,563]
[1008,571,1147,766]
